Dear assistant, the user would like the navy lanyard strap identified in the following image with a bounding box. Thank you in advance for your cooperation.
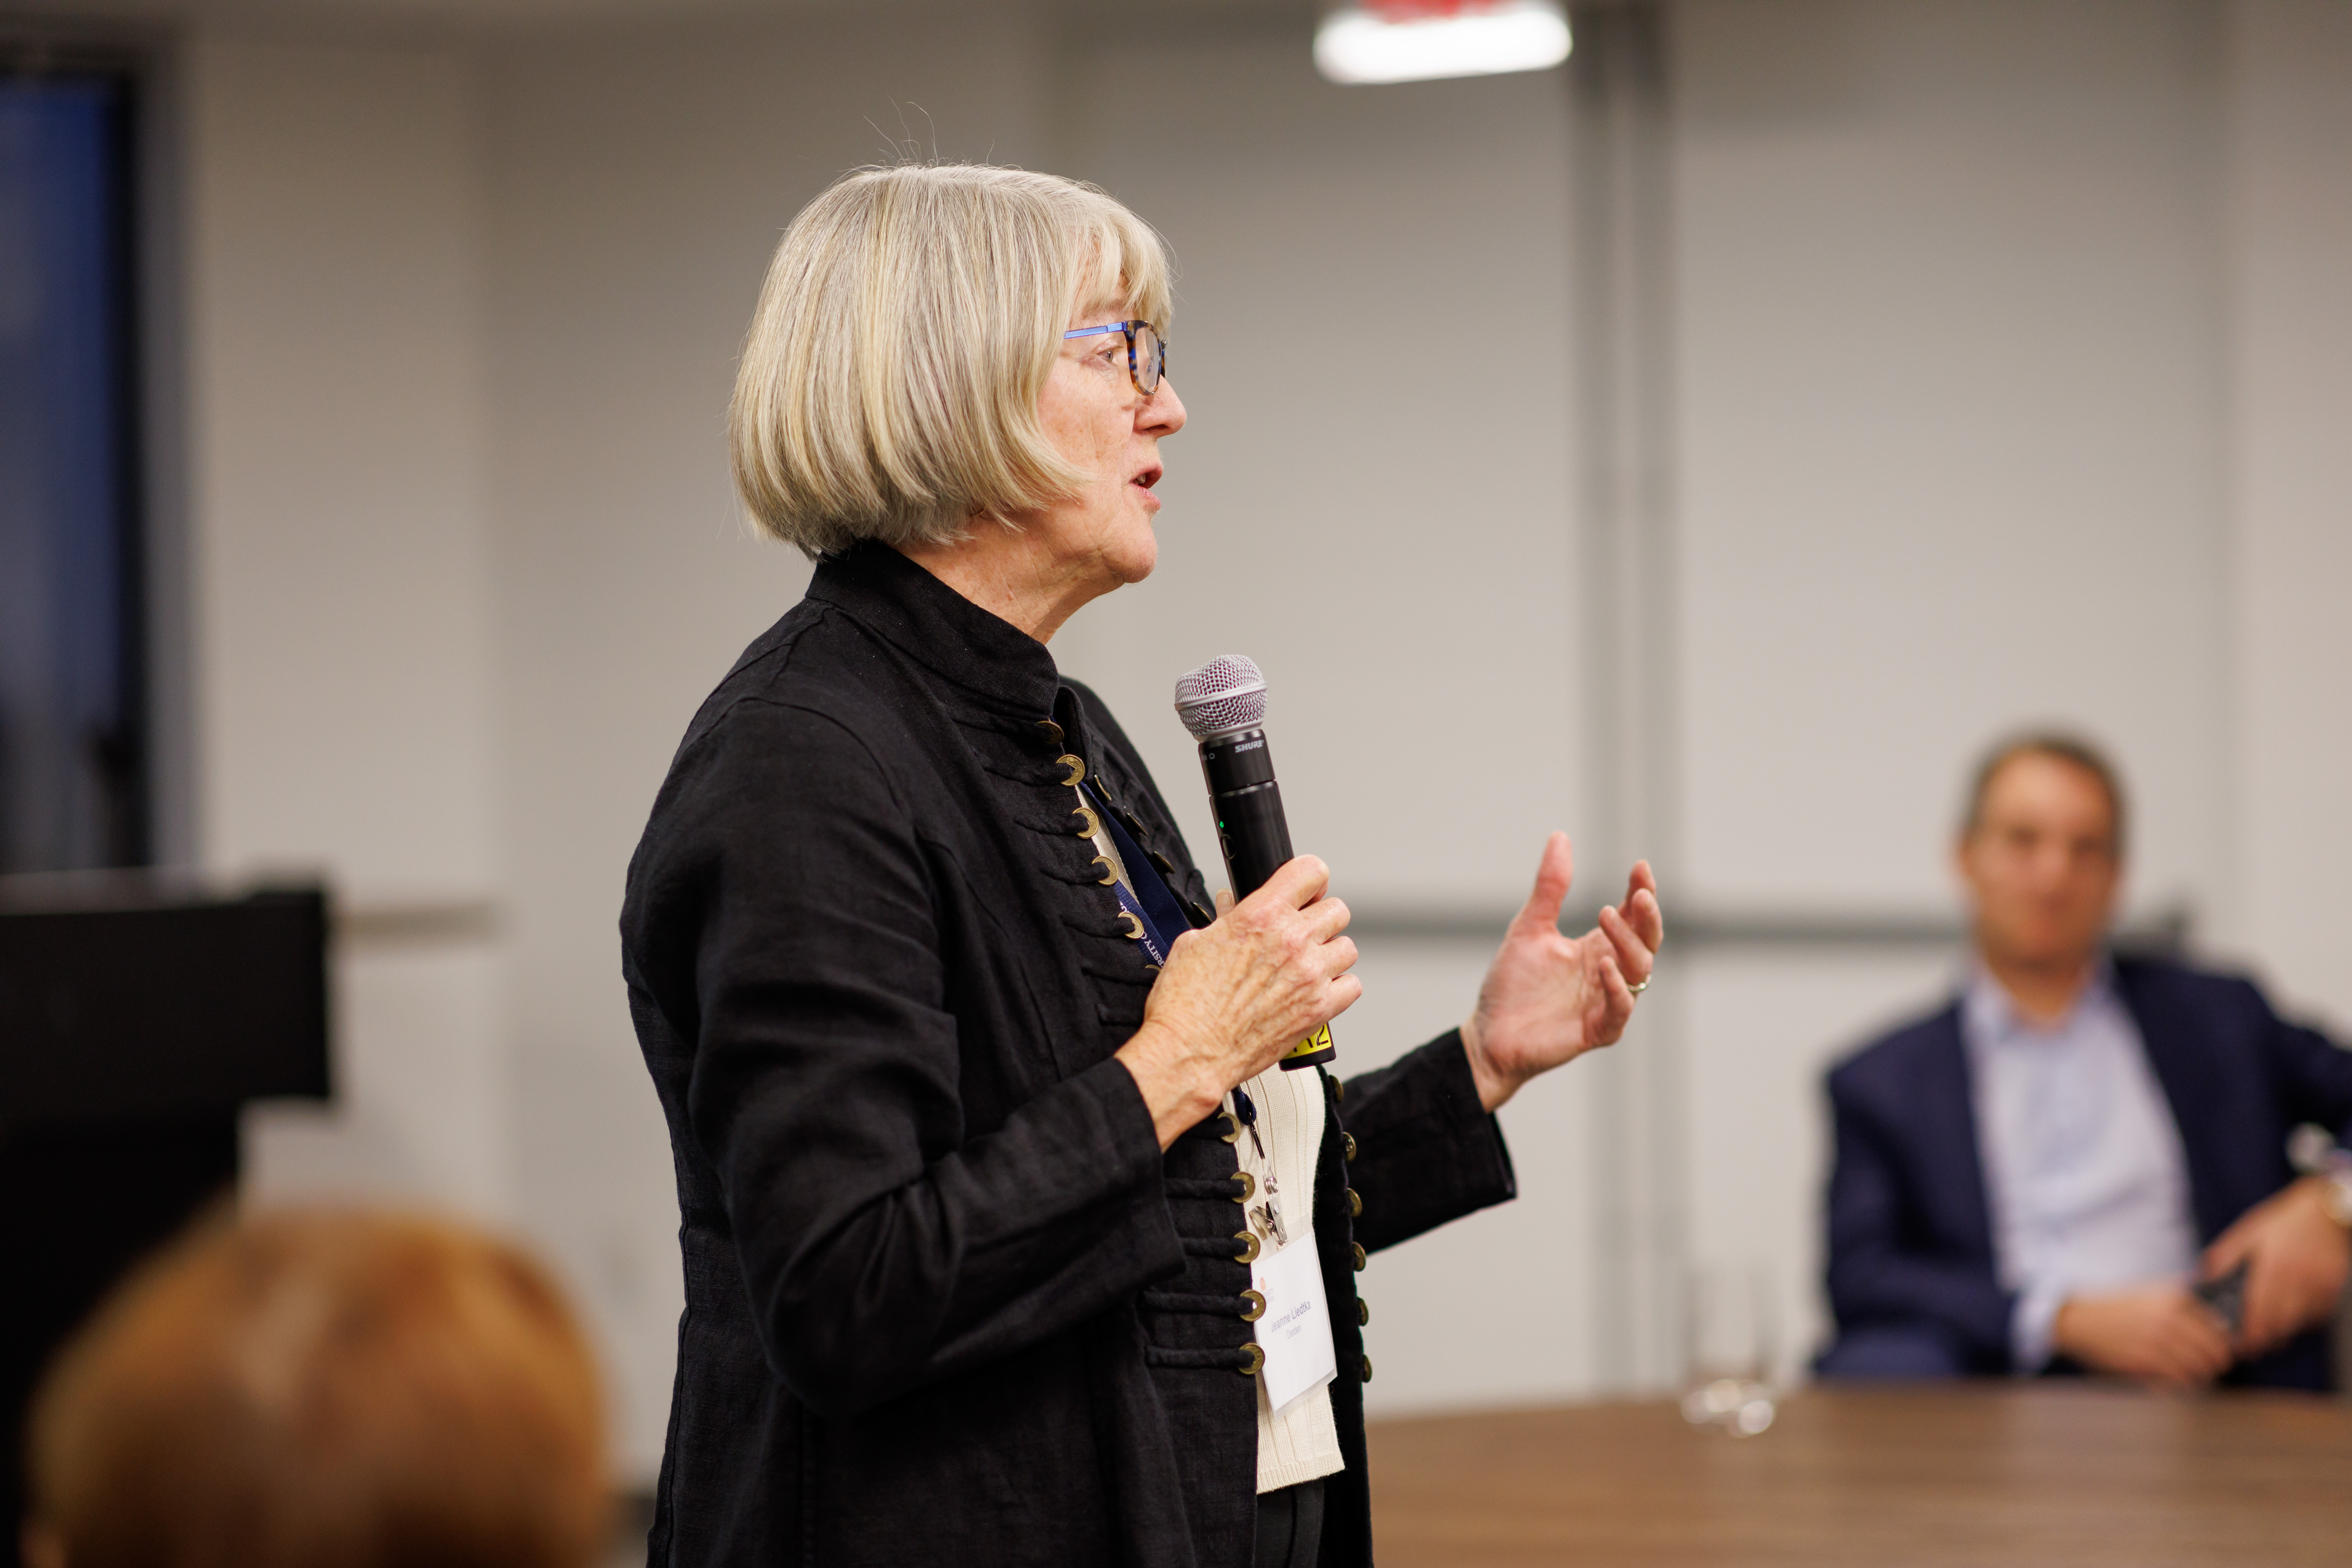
[1083,779,1192,967]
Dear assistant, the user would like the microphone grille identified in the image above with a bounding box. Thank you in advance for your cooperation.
[1173,655,1268,738]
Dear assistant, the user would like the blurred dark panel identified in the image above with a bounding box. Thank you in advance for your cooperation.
[0,889,332,1125]
[0,885,330,1568]
[0,71,147,875]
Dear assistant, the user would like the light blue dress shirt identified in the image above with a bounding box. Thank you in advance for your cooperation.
[1962,962,2199,1371]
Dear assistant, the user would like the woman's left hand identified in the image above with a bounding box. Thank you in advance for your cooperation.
[1461,833,1662,1112]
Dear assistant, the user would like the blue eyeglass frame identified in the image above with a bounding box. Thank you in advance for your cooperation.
[1062,319,1167,397]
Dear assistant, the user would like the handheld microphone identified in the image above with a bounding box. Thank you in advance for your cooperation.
[1173,655,1336,1070]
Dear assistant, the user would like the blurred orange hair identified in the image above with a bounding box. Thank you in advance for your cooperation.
[24,1209,607,1568]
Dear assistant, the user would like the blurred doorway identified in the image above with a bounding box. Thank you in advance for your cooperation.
[0,69,146,875]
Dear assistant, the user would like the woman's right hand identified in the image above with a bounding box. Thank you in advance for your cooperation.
[1116,856,1362,1149]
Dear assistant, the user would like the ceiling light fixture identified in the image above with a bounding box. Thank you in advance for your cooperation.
[1314,0,1573,86]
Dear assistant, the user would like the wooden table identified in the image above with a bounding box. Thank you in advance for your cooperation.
[1366,1387,2352,1565]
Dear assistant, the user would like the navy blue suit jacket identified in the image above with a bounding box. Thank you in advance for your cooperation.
[1822,956,2352,1390]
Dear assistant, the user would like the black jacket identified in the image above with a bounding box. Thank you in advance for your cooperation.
[1822,956,2352,1388]
[622,543,1517,1566]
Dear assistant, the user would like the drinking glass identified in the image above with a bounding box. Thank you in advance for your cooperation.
[1679,1262,1778,1437]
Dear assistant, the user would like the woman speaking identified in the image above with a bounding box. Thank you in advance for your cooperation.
[621,164,1663,1568]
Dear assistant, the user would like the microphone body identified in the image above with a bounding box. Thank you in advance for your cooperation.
[1198,727,1292,899]
[1175,657,1336,1071]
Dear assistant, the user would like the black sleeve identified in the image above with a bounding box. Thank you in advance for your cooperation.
[2247,980,2352,1144]
[656,699,1185,1418]
[1822,1079,2014,1365]
[1340,1030,1517,1253]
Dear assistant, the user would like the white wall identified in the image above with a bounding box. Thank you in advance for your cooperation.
[182,34,516,1218]
[1674,0,2230,919]
[149,0,2352,1485]
[2224,0,2352,1031]
[186,34,499,905]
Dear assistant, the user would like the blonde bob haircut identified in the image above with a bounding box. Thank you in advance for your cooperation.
[730,163,1174,559]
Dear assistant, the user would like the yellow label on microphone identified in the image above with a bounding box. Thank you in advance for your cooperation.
[1279,1024,1336,1070]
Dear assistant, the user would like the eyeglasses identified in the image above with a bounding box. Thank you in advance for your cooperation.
[1062,319,1167,397]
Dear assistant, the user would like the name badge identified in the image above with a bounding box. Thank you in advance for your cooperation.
[1251,1229,1337,1415]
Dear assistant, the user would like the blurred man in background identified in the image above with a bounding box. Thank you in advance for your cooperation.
[21,1209,608,1568]
[1819,735,2352,1389]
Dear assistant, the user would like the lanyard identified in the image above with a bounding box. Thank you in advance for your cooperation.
[1080,777,1191,967]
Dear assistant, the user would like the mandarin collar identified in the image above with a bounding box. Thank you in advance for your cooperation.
[806,541,1062,719]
